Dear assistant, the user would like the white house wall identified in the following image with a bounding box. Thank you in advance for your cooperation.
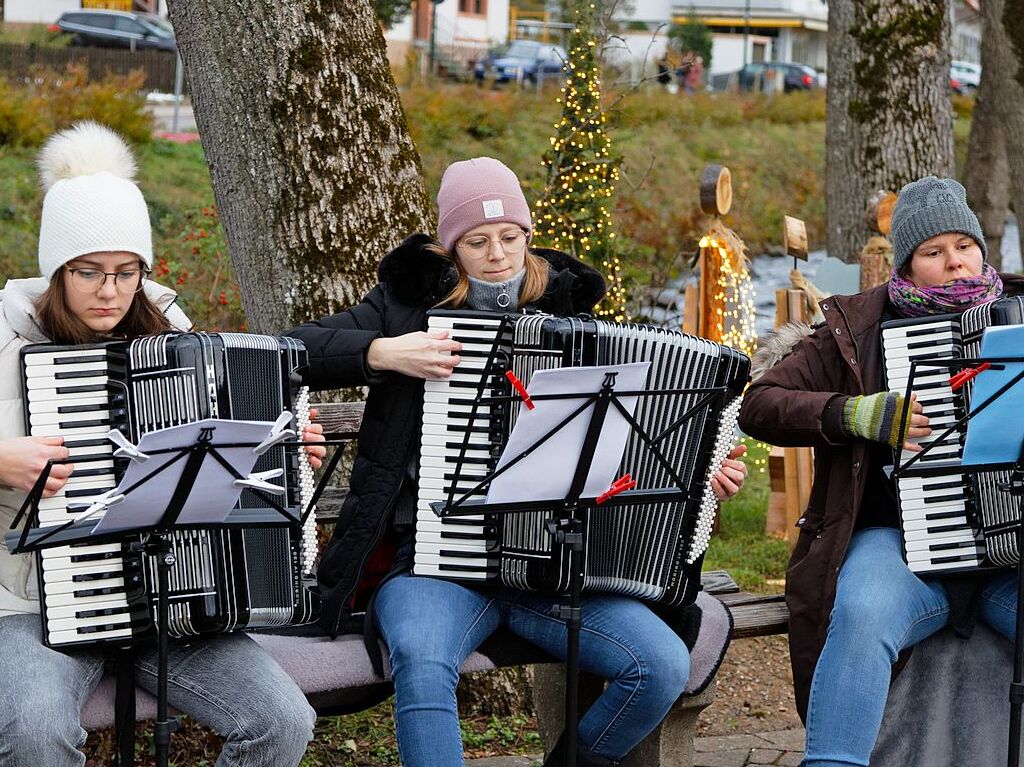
[5,0,77,24]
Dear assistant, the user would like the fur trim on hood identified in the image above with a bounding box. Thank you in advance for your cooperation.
[377,233,607,315]
[0,277,191,344]
[751,321,814,382]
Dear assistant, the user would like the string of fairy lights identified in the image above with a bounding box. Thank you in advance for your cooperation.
[698,223,764,471]
[534,2,628,321]
[698,228,757,360]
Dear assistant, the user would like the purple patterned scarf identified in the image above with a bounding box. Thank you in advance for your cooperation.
[888,263,1003,318]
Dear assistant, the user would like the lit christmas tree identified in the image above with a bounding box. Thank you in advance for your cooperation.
[534,1,627,321]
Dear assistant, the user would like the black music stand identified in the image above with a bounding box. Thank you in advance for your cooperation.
[7,419,347,767]
[892,329,1024,767]
[431,364,736,767]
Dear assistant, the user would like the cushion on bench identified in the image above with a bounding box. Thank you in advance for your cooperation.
[80,589,732,731]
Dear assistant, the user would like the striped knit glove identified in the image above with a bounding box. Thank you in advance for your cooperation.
[841,391,909,447]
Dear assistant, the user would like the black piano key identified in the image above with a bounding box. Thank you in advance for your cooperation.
[440,530,490,540]
[57,418,111,430]
[439,548,496,559]
[73,586,125,598]
[57,403,109,414]
[437,563,500,573]
[76,605,130,619]
[66,486,112,499]
[70,550,120,563]
[56,383,110,395]
[63,437,112,449]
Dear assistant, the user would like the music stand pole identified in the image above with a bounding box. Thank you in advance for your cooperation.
[553,372,618,767]
[1004,454,1024,767]
[150,534,179,767]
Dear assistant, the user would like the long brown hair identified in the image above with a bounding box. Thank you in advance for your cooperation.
[34,270,172,345]
[430,241,549,309]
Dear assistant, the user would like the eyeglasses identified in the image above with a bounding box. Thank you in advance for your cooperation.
[456,229,528,259]
[65,266,149,294]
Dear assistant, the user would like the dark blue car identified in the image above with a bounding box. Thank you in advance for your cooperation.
[474,40,568,85]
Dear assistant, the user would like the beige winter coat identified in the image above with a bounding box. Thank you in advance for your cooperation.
[0,277,191,618]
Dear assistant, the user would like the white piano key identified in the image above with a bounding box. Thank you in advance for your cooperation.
[24,361,113,378]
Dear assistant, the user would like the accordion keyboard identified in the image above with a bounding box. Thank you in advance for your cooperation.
[23,343,145,646]
[414,312,505,580]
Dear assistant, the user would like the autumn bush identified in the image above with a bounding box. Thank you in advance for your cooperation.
[0,63,152,147]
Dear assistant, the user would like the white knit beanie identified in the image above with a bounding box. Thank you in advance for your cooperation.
[37,122,153,281]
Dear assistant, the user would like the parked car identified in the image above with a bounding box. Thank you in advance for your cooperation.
[951,60,981,94]
[474,40,568,85]
[735,62,819,93]
[49,10,176,53]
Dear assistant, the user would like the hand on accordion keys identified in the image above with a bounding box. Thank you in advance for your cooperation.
[841,391,931,451]
[711,444,748,501]
[0,436,73,496]
[367,330,463,381]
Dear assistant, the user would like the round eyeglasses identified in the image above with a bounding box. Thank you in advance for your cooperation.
[456,229,528,259]
[65,266,149,294]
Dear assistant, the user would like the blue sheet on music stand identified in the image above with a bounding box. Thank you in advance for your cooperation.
[961,324,1024,468]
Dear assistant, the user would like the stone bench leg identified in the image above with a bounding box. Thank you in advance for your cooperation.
[532,663,718,766]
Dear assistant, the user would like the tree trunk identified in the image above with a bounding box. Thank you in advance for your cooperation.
[166,0,432,335]
[826,1,954,264]
[964,0,1011,268]
[999,0,1024,260]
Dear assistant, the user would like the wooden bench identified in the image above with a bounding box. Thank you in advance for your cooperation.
[310,403,791,764]
[80,401,776,766]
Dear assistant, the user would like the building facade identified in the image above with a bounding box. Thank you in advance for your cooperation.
[385,0,511,69]
[608,0,828,77]
[2,0,163,24]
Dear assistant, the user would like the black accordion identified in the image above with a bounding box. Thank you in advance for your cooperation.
[881,296,1024,575]
[21,332,320,649]
[415,310,750,607]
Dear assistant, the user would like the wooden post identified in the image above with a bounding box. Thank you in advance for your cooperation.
[861,190,897,291]
[691,165,734,343]
[765,214,817,547]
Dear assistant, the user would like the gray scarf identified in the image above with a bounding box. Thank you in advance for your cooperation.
[466,269,526,312]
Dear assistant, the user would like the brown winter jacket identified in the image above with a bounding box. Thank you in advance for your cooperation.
[737,273,1024,722]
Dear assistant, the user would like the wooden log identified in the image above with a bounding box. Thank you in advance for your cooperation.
[866,190,898,236]
[699,164,733,216]
[766,446,787,537]
[683,282,699,335]
[775,287,790,327]
[787,288,805,325]
[859,235,893,291]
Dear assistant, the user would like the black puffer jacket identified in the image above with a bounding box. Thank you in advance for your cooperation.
[287,234,606,637]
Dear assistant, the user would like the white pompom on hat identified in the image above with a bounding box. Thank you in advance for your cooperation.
[37,121,153,281]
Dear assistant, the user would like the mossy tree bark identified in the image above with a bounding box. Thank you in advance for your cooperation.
[964,0,1012,269]
[826,0,954,264]
[166,0,432,335]
[999,0,1024,261]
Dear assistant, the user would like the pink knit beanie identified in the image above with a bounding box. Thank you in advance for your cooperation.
[436,157,533,252]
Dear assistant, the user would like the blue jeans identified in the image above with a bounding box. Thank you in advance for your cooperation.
[0,613,315,767]
[804,527,1018,767]
[375,572,690,766]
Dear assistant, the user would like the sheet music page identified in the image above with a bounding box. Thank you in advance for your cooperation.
[962,325,1024,467]
[91,418,277,534]
[485,362,651,505]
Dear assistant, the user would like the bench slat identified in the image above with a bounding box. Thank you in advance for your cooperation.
[310,401,364,437]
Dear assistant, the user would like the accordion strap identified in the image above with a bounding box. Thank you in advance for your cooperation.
[113,648,137,767]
